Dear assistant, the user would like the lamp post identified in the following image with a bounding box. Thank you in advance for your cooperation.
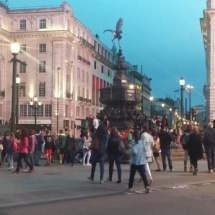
[16,75,21,129]
[10,40,20,132]
[186,84,194,123]
[30,97,41,127]
[161,103,165,116]
[149,96,154,117]
[179,77,185,120]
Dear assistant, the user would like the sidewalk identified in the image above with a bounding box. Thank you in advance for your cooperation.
[0,160,215,208]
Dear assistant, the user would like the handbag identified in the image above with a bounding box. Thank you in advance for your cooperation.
[145,151,151,158]
[118,140,125,153]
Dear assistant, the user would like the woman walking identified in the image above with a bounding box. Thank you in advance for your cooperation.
[187,126,203,175]
[151,129,161,171]
[88,124,108,184]
[13,129,33,173]
[65,130,76,166]
[82,129,92,166]
[106,127,123,183]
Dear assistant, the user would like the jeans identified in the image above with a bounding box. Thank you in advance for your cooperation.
[16,153,33,172]
[7,153,14,169]
[161,148,173,170]
[28,152,34,168]
[128,164,148,188]
[34,149,41,165]
[205,146,215,171]
[83,149,91,165]
[90,152,105,180]
[108,155,121,181]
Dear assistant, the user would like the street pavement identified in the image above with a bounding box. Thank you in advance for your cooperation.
[0,159,215,210]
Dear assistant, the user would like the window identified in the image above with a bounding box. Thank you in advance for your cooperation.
[65,105,68,117]
[77,68,80,81]
[86,89,89,99]
[37,105,43,117]
[19,83,26,97]
[81,107,84,117]
[20,44,26,53]
[82,70,85,82]
[20,105,27,116]
[39,44,46,53]
[39,61,46,73]
[28,105,34,116]
[94,61,96,69]
[39,19,46,29]
[86,72,89,84]
[39,82,46,97]
[20,62,26,73]
[101,65,104,73]
[76,107,80,117]
[20,19,26,30]
[45,104,52,117]
[82,88,85,97]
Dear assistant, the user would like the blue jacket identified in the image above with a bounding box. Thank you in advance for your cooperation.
[130,140,147,165]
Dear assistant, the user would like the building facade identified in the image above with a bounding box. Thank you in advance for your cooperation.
[0,2,114,136]
[201,0,215,121]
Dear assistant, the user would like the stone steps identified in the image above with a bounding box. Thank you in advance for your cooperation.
[171,144,184,161]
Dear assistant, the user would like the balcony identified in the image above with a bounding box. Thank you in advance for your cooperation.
[79,37,95,51]
[77,96,91,104]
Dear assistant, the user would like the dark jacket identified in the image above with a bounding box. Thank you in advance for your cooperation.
[66,137,75,152]
[106,137,122,156]
[159,130,172,149]
[187,133,203,160]
[202,128,215,148]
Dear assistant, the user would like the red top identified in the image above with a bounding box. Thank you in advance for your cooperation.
[19,137,29,153]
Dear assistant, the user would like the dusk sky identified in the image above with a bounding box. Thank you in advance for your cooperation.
[9,0,207,106]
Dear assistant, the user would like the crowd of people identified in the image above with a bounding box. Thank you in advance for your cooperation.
[1,114,215,194]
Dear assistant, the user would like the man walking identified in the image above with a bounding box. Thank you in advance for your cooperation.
[159,125,174,171]
[202,121,215,173]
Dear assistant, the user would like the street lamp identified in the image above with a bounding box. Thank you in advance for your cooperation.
[30,97,42,127]
[186,84,194,123]
[179,77,185,120]
[56,67,61,133]
[161,103,165,115]
[149,96,154,117]
[16,75,21,129]
[10,40,20,132]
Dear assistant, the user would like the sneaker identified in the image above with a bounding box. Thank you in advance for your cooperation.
[155,169,161,172]
[170,168,174,172]
[209,169,213,174]
[116,180,121,183]
[100,180,104,184]
[107,177,112,181]
[193,168,198,175]
[124,188,135,194]
[87,177,94,182]
[71,164,75,167]
[86,163,91,166]
[145,186,150,194]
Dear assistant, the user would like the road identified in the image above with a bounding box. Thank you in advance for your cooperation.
[0,160,215,215]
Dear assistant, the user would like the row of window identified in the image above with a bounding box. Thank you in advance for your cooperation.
[18,82,45,97]
[19,60,46,73]
[20,104,51,117]
[20,43,46,53]
[20,18,46,30]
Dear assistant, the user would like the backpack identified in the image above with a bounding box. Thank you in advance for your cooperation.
[180,133,189,150]
[12,140,18,152]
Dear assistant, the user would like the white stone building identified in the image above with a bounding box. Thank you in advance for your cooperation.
[201,0,215,121]
[0,2,114,136]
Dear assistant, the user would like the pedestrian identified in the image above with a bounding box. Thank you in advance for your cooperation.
[202,121,215,173]
[151,129,161,171]
[6,132,16,171]
[13,128,33,173]
[44,130,54,166]
[140,126,154,184]
[88,124,108,184]
[28,129,36,168]
[34,129,44,166]
[65,130,76,166]
[187,126,203,175]
[180,125,193,172]
[126,130,149,194]
[82,129,92,166]
[159,125,174,171]
[106,127,123,183]
[57,129,67,166]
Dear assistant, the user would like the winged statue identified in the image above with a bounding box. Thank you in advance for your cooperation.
[104,18,123,48]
